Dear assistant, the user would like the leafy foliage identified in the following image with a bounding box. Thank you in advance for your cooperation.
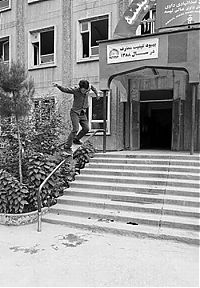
[27,108,65,155]
[0,169,29,213]
[0,107,68,213]
[73,141,96,172]
[24,153,64,211]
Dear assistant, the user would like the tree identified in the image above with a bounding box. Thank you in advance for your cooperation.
[0,60,34,184]
[0,62,96,214]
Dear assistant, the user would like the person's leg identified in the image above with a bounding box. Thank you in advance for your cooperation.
[74,113,89,141]
[65,110,79,148]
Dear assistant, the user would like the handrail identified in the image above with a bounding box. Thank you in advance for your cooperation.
[37,129,105,232]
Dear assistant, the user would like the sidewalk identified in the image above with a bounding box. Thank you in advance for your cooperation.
[0,222,199,287]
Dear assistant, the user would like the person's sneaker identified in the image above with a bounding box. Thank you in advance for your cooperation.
[73,139,83,145]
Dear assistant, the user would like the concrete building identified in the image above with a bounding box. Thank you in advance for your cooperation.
[0,0,199,152]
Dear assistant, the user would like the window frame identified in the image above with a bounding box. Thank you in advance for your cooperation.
[0,35,10,63]
[77,13,111,62]
[87,91,111,135]
[0,0,11,12]
[28,26,56,70]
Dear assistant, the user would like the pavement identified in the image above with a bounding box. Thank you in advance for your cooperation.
[0,222,199,287]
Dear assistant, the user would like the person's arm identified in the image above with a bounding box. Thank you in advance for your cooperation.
[90,85,100,100]
[52,83,75,94]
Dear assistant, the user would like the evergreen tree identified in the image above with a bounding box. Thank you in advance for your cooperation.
[0,60,34,184]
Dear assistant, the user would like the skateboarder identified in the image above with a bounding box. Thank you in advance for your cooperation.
[53,80,100,154]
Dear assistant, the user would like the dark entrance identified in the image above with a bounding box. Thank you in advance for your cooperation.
[140,90,173,149]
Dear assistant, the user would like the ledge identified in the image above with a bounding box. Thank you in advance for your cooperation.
[28,64,57,71]
[0,207,49,226]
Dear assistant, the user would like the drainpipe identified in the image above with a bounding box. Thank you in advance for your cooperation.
[190,83,197,155]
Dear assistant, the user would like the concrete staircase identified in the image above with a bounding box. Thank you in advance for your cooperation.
[43,151,200,245]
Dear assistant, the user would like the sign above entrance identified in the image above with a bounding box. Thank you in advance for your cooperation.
[107,38,159,64]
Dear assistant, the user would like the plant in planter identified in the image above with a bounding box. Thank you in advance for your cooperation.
[0,62,73,219]
[0,100,67,215]
[0,61,97,224]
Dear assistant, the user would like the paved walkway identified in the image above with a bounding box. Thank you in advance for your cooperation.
[0,222,199,287]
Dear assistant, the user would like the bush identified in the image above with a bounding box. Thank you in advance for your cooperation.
[0,138,96,214]
[0,169,29,213]
[73,141,96,172]
[24,153,65,211]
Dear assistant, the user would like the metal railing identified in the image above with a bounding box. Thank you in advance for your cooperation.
[37,129,105,232]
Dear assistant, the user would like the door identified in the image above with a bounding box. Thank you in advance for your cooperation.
[130,100,140,150]
[139,90,173,150]
[172,98,181,150]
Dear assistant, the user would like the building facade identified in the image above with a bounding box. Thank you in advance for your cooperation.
[99,0,200,153]
[0,0,199,152]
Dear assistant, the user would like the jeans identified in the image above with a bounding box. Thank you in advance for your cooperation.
[65,109,89,148]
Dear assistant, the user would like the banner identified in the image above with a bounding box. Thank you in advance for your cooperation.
[158,0,200,28]
[107,38,159,64]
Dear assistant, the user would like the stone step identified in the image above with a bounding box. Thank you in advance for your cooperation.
[57,195,200,218]
[75,174,200,189]
[90,157,200,166]
[65,186,200,207]
[48,203,200,231]
[41,150,200,245]
[95,152,200,161]
[87,162,200,173]
[42,213,200,245]
[82,167,200,180]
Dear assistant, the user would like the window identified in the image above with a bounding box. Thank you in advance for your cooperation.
[79,15,109,59]
[87,91,110,134]
[0,0,10,11]
[29,27,55,68]
[136,9,156,35]
[34,98,55,124]
[0,37,9,62]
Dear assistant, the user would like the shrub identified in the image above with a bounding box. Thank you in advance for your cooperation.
[24,153,65,211]
[0,96,68,213]
[73,141,96,173]
[0,169,29,213]
[27,108,65,155]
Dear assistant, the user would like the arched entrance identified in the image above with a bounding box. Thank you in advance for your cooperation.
[109,67,188,151]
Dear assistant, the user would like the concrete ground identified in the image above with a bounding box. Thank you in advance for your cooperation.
[0,222,199,287]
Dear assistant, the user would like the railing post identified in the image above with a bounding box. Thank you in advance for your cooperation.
[102,89,108,153]
[37,188,42,232]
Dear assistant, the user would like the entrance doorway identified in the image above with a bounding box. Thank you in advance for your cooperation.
[140,90,173,149]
